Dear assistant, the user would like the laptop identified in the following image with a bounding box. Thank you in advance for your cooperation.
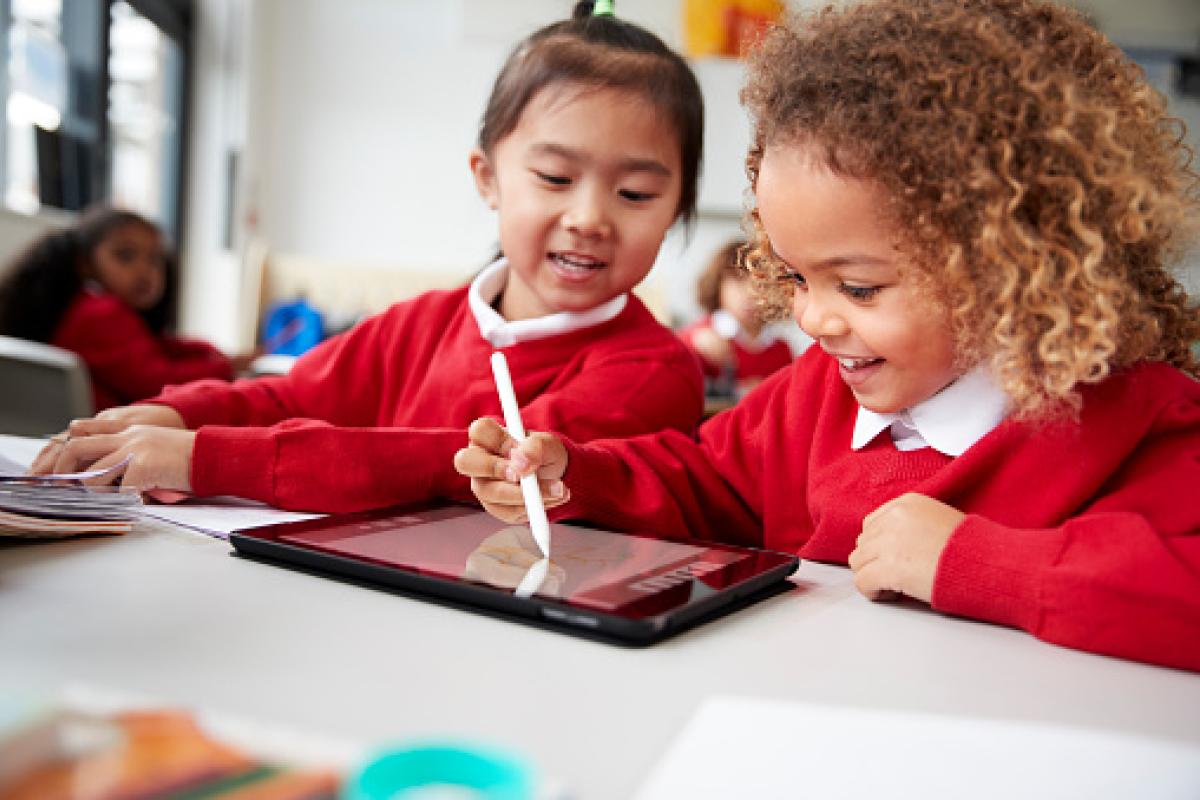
[229,503,799,646]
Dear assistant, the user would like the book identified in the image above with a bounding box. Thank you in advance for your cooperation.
[0,453,141,538]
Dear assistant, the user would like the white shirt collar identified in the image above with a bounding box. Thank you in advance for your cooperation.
[711,309,780,351]
[467,258,628,348]
[851,366,1009,456]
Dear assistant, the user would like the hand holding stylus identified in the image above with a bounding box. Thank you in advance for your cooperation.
[454,416,570,528]
[486,352,561,557]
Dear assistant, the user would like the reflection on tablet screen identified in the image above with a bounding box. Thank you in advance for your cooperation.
[277,506,751,617]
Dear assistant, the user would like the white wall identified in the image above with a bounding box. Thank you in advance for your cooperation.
[179,0,1200,349]
[0,207,74,277]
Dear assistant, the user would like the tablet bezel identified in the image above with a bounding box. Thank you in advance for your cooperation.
[228,503,799,646]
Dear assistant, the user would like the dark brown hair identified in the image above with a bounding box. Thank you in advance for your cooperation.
[478,1,704,224]
[696,240,748,313]
[0,205,176,342]
[741,0,1199,417]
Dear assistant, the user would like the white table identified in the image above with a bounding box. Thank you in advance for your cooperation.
[2,436,1198,797]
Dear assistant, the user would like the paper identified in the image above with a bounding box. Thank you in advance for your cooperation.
[635,696,1200,800]
[0,456,132,483]
[142,496,323,540]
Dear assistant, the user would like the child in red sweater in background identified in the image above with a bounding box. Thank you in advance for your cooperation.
[679,239,795,398]
[31,2,705,513]
[0,207,249,410]
[457,0,1200,671]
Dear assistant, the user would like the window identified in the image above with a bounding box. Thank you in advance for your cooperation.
[0,0,190,238]
[108,0,185,234]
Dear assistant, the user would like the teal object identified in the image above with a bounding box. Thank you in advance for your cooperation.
[346,742,535,800]
[592,0,615,16]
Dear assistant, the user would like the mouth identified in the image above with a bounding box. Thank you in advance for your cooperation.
[834,355,884,372]
[549,251,607,279]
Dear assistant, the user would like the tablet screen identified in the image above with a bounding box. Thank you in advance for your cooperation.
[266,505,787,619]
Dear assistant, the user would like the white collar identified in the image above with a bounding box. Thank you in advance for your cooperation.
[711,309,780,351]
[851,366,1008,456]
[467,258,628,348]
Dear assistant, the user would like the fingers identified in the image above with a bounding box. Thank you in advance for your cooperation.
[467,417,515,456]
[454,444,508,480]
[50,434,123,476]
[852,559,901,602]
[68,417,132,438]
[518,433,568,480]
[81,449,132,488]
[29,433,69,475]
[468,476,569,520]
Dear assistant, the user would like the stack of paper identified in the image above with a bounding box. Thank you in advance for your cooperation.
[0,454,142,538]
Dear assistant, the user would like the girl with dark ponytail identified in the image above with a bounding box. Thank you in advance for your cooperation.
[30,3,707,515]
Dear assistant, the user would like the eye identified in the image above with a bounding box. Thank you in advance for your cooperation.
[778,269,806,288]
[618,189,657,202]
[534,171,570,187]
[841,284,881,301]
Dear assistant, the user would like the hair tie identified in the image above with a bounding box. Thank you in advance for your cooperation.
[593,0,615,17]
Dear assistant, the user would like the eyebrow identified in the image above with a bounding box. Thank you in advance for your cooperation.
[811,255,894,269]
[529,142,673,177]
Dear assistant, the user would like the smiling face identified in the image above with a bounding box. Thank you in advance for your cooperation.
[470,83,682,321]
[86,221,167,312]
[755,143,961,413]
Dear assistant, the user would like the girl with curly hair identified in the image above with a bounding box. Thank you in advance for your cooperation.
[0,206,248,410]
[458,0,1200,671]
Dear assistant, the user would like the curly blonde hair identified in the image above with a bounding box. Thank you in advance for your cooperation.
[741,0,1200,417]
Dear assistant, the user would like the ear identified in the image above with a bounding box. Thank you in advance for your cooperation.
[469,148,500,210]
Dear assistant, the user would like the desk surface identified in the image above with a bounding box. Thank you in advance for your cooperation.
[2,438,1199,797]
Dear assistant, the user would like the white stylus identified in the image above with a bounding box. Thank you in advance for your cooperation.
[490,352,551,558]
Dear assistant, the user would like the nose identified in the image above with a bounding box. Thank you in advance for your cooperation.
[794,288,849,339]
[563,184,611,239]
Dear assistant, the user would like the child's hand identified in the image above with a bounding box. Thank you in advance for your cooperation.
[454,418,570,523]
[848,492,965,603]
[41,425,196,493]
[30,405,185,475]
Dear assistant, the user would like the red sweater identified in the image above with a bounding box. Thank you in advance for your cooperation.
[52,290,233,411]
[679,315,794,384]
[150,288,703,513]
[558,349,1200,671]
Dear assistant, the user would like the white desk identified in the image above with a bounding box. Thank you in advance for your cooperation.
[2,437,1199,797]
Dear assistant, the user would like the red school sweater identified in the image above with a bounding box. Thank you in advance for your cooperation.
[149,287,703,513]
[558,348,1200,671]
[53,290,233,411]
[678,315,794,384]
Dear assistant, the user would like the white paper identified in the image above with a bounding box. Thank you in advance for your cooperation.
[635,696,1200,800]
[142,496,323,540]
[0,435,47,471]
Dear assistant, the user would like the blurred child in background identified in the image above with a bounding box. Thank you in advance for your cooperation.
[0,206,253,410]
[679,239,794,398]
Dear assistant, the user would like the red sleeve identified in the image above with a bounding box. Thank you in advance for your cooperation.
[546,368,805,547]
[188,345,704,514]
[55,295,232,404]
[149,306,394,429]
[932,395,1200,671]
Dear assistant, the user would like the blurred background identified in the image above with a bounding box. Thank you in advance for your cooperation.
[0,0,1196,354]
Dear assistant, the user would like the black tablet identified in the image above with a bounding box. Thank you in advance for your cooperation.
[229,504,799,646]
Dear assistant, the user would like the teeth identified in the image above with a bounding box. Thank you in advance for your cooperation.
[838,356,879,370]
[552,253,603,269]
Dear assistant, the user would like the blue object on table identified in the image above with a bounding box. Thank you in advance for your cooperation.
[261,298,324,356]
[346,742,535,799]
